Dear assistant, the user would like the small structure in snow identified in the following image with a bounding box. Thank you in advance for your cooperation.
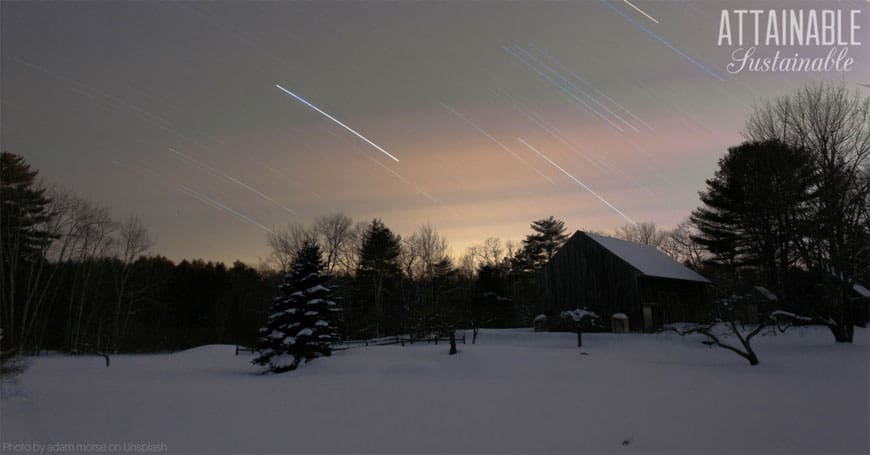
[533,314,548,332]
[611,313,629,333]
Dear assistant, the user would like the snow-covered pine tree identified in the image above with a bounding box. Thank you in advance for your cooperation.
[253,241,340,373]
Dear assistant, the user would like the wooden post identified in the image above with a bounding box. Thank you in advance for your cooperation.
[449,331,457,355]
[577,327,582,347]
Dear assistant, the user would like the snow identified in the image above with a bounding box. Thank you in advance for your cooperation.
[854,283,870,298]
[533,314,547,323]
[2,328,867,454]
[754,285,779,301]
[307,285,329,293]
[612,312,629,320]
[296,328,313,337]
[270,353,296,369]
[560,309,598,322]
[585,232,710,283]
[770,310,813,322]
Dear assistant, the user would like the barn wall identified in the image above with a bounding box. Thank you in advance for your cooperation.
[637,277,708,327]
[541,232,641,324]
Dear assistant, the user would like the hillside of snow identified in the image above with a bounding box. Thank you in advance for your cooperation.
[2,327,868,454]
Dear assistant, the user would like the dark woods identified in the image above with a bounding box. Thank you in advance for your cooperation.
[0,152,273,355]
[0,151,565,356]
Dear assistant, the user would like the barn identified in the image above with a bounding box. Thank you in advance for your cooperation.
[541,231,710,332]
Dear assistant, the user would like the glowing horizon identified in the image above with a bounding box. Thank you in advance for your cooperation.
[2,1,864,265]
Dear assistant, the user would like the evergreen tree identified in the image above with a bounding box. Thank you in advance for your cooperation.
[0,152,54,258]
[506,216,568,325]
[253,241,339,373]
[473,263,512,327]
[521,216,568,269]
[1,152,55,353]
[354,219,403,338]
[691,139,814,299]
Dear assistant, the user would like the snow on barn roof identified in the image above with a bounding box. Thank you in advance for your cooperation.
[584,232,710,283]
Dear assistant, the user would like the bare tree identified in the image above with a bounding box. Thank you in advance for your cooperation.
[745,81,870,342]
[267,222,315,273]
[337,221,368,276]
[660,219,707,270]
[480,237,504,267]
[313,213,353,275]
[65,203,115,353]
[614,221,665,247]
[400,233,420,280]
[409,224,449,281]
[29,190,91,352]
[457,245,480,280]
[111,215,152,351]
[665,296,811,366]
[3,186,87,354]
[505,239,518,259]
[404,224,451,319]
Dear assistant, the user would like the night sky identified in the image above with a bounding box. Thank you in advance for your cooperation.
[2,1,867,264]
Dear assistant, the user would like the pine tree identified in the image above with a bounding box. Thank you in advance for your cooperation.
[528,216,568,263]
[691,139,814,297]
[354,219,403,338]
[0,152,54,259]
[253,241,339,373]
[1,152,56,353]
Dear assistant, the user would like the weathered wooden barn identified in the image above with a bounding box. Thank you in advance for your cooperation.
[541,231,710,332]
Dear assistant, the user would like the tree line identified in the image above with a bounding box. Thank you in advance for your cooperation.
[1,154,274,355]
[2,81,867,360]
[0,152,577,355]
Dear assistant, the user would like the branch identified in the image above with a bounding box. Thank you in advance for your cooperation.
[662,324,755,363]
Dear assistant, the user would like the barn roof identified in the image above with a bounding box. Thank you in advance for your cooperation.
[584,232,710,283]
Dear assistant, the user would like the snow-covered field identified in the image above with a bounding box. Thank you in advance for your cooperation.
[2,327,868,454]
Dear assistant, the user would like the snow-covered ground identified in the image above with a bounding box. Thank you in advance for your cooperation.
[2,327,868,454]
